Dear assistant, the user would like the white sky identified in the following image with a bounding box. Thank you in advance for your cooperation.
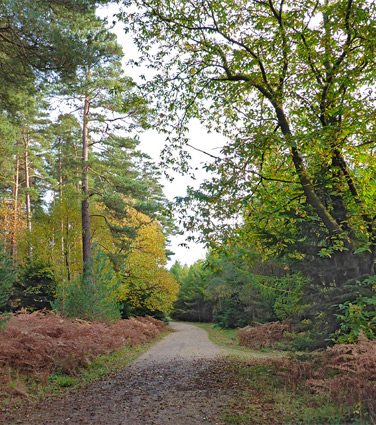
[98,5,227,267]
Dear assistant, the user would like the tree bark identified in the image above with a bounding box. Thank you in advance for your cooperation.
[81,86,91,277]
[10,141,20,264]
[23,129,33,258]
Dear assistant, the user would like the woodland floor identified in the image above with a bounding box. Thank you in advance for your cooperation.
[2,323,238,425]
[2,322,367,425]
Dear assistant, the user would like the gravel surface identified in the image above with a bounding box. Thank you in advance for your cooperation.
[4,323,233,425]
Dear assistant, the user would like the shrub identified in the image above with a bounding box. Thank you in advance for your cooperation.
[53,246,121,321]
[0,241,16,312]
[331,277,376,344]
[13,259,55,311]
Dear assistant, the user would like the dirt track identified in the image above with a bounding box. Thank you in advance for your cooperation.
[6,323,233,425]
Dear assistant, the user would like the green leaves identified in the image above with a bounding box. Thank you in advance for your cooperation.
[122,0,376,287]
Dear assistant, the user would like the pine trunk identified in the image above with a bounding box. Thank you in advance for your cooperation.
[10,142,20,264]
[81,89,91,277]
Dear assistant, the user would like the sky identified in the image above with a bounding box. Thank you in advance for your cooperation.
[97,5,226,267]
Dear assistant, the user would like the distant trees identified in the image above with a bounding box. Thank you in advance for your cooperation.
[172,246,308,329]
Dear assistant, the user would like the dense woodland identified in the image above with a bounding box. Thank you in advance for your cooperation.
[0,0,376,349]
[0,0,178,321]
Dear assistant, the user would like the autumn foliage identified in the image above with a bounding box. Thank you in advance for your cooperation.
[0,310,165,381]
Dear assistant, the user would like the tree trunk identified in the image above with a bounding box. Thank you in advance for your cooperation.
[73,142,80,193]
[81,87,91,277]
[10,141,20,264]
[23,129,32,258]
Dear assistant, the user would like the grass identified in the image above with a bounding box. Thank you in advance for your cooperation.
[190,322,368,425]
[221,360,361,425]
[190,322,241,348]
[191,322,286,358]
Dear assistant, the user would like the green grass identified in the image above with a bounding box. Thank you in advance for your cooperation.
[191,322,241,349]
[191,322,286,358]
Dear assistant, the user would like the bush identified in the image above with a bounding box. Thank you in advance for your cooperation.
[53,246,121,321]
[331,276,376,344]
[0,241,16,312]
[13,259,55,311]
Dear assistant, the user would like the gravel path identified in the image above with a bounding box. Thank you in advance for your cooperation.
[6,323,233,425]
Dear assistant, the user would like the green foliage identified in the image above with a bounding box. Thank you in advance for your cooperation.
[334,298,376,344]
[213,295,250,329]
[54,246,121,321]
[0,240,16,311]
[0,313,11,333]
[172,260,213,322]
[169,261,189,285]
[119,303,166,321]
[13,260,56,311]
[256,273,309,321]
[125,0,376,305]
[331,277,376,343]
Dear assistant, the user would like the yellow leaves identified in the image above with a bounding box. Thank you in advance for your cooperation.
[0,197,26,248]
[117,207,179,314]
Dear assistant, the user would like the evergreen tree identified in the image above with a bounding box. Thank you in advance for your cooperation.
[0,239,16,311]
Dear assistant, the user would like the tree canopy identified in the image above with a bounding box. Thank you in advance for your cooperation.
[122,0,376,287]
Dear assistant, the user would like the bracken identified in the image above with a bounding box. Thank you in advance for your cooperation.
[0,310,166,380]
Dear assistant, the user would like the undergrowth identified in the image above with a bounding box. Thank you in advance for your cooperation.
[222,358,362,425]
[0,310,168,415]
[193,322,376,424]
[238,322,294,350]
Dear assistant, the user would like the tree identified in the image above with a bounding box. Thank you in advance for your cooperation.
[172,260,213,322]
[0,239,16,311]
[54,14,154,278]
[13,260,56,311]
[170,261,189,285]
[117,208,179,318]
[53,245,121,321]
[123,0,376,287]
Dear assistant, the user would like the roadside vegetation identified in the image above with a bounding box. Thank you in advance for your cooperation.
[0,310,168,416]
[191,323,376,424]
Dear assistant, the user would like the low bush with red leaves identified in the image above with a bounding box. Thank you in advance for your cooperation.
[0,310,166,381]
[238,322,294,349]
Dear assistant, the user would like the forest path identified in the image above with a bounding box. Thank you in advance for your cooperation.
[8,322,235,425]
